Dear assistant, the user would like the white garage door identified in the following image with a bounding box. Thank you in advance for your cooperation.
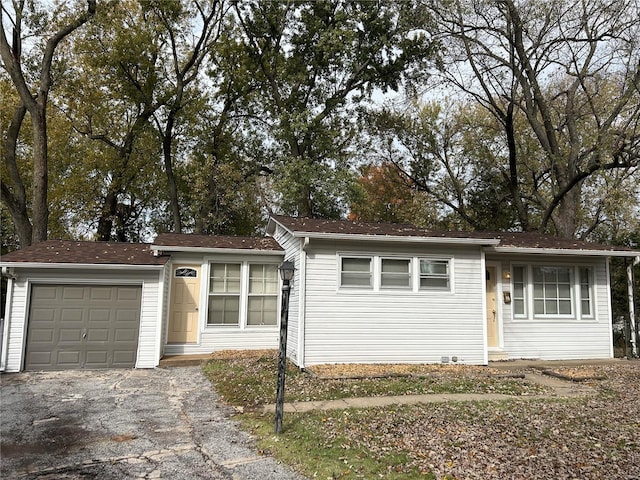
[25,284,142,370]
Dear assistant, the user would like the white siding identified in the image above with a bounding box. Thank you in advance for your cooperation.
[270,226,302,363]
[303,241,486,365]
[163,251,283,356]
[490,255,613,360]
[1,268,164,372]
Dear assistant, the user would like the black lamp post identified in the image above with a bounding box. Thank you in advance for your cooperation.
[275,259,295,434]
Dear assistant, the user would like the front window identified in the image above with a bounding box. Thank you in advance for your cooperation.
[419,259,450,290]
[208,263,241,325]
[533,266,572,316]
[341,257,372,288]
[381,258,411,289]
[247,264,278,326]
[579,267,593,317]
[512,266,526,316]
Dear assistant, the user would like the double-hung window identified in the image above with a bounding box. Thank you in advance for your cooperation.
[533,266,572,316]
[380,258,411,289]
[419,259,450,290]
[208,263,241,325]
[340,257,372,288]
[208,262,279,327]
[512,266,527,317]
[579,267,593,317]
[247,264,278,326]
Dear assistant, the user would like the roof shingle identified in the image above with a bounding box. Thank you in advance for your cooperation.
[153,233,283,251]
[271,216,638,254]
[0,241,168,265]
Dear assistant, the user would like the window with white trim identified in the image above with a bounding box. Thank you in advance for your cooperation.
[512,266,526,316]
[208,263,241,325]
[380,258,411,289]
[579,267,593,317]
[533,266,572,316]
[419,259,450,290]
[207,262,279,327]
[340,257,372,288]
[247,264,278,325]
[511,264,595,319]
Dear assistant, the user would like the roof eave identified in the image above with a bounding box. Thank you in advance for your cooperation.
[293,231,501,246]
[486,246,640,257]
[150,245,284,255]
[0,262,167,270]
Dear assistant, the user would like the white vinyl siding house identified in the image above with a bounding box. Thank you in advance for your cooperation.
[489,254,614,360]
[301,242,486,366]
[2,217,637,371]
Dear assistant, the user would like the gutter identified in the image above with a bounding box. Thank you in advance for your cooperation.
[486,247,640,257]
[150,246,284,256]
[289,231,500,246]
[0,262,166,270]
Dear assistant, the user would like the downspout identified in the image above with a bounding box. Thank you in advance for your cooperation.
[297,237,309,368]
[628,256,640,358]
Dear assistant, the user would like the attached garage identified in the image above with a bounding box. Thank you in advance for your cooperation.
[25,284,142,370]
[1,241,169,372]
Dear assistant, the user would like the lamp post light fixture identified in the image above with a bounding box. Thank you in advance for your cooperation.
[275,260,295,434]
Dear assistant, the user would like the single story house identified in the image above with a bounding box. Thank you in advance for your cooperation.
[1,216,638,372]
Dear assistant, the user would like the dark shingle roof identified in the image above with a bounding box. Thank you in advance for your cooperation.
[153,233,283,251]
[270,215,495,239]
[270,216,639,254]
[0,241,169,265]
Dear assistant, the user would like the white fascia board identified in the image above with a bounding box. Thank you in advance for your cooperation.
[292,231,501,246]
[486,247,640,257]
[0,262,166,270]
[150,245,284,256]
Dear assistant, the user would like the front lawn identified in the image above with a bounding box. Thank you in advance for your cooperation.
[202,351,640,479]
[201,349,547,409]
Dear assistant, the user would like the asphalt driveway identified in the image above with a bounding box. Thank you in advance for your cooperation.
[0,366,305,479]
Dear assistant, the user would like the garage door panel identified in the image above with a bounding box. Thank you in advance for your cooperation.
[62,286,85,300]
[87,329,110,342]
[59,328,83,342]
[61,308,83,322]
[90,286,115,300]
[88,308,112,322]
[57,351,82,366]
[26,285,141,371]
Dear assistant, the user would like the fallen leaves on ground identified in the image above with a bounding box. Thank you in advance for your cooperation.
[320,363,640,479]
[202,350,549,409]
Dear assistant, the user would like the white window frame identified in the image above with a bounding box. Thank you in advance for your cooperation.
[380,257,413,290]
[510,263,596,321]
[336,254,453,293]
[578,266,594,318]
[205,260,281,329]
[339,256,373,289]
[207,262,242,326]
[418,257,452,292]
[511,265,527,318]
[246,264,279,326]
[532,265,574,318]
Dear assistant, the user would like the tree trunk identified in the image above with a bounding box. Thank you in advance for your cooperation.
[162,125,182,233]
[30,106,49,244]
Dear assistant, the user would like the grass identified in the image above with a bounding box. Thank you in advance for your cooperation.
[239,411,439,480]
[202,351,640,479]
[201,350,548,409]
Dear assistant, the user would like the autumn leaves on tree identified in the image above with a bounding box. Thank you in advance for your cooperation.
[1,0,638,249]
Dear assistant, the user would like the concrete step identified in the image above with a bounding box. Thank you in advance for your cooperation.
[158,354,212,368]
[488,350,509,361]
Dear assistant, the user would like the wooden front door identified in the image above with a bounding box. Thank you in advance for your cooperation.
[485,266,499,348]
[168,266,201,344]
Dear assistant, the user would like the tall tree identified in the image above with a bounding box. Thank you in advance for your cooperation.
[1,0,96,246]
[231,0,437,217]
[427,0,640,237]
